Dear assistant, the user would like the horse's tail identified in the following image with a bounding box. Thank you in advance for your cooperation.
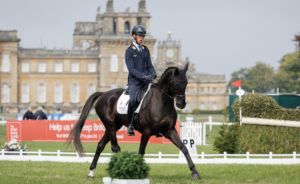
[68,92,103,156]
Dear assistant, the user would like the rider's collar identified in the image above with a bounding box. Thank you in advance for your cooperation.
[132,41,143,51]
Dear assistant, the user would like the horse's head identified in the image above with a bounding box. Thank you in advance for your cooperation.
[158,63,189,109]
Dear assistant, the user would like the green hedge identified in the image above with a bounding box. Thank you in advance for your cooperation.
[237,125,300,153]
[233,94,300,121]
[214,94,300,153]
[107,151,150,179]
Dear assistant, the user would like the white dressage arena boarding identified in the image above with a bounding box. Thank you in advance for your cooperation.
[1,150,299,165]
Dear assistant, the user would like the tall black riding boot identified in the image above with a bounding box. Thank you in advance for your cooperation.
[127,103,135,136]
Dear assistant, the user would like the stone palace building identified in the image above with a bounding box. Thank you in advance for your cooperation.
[0,0,226,114]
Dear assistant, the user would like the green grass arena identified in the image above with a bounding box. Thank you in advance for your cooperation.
[1,124,299,183]
[0,161,299,184]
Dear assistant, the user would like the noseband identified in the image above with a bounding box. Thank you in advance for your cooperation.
[154,70,186,100]
[169,70,187,100]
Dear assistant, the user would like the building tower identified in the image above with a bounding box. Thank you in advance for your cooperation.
[155,31,195,75]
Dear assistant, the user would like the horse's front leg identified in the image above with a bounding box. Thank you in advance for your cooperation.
[165,128,201,179]
[88,132,110,178]
[138,129,151,155]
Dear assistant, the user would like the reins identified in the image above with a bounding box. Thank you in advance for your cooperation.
[152,83,185,100]
[152,83,175,99]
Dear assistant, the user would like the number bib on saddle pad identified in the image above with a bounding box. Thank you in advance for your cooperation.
[117,84,152,114]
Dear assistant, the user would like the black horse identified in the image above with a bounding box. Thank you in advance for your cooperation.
[69,63,200,179]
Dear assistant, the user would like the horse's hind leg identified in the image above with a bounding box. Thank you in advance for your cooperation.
[109,124,122,153]
[165,128,201,179]
[88,132,110,178]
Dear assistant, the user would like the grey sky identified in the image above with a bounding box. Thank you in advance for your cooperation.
[1,0,299,80]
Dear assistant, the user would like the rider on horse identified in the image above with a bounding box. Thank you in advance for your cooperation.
[125,25,157,136]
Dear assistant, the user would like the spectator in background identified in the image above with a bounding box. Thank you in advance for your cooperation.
[33,106,48,120]
[22,107,34,120]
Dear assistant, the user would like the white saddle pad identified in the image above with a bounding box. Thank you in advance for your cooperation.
[117,84,152,114]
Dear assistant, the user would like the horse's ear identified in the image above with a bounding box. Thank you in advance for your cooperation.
[183,62,189,74]
[172,68,179,76]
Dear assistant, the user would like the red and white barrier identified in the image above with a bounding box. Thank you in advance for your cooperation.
[6,120,180,144]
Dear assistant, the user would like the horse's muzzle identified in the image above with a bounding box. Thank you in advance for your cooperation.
[176,96,186,109]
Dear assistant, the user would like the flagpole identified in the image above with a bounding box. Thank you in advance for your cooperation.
[231,80,243,125]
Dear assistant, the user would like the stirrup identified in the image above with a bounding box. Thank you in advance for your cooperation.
[127,126,135,136]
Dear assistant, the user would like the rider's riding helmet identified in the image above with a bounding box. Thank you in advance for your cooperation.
[132,25,146,36]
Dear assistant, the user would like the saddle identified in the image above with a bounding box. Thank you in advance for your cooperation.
[117,84,152,114]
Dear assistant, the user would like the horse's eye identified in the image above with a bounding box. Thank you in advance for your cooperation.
[175,83,182,89]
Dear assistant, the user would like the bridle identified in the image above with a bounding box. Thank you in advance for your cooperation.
[152,71,187,101]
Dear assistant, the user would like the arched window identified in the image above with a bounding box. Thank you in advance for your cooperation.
[1,83,10,103]
[125,21,130,34]
[21,83,30,103]
[54,83,63,103]
[70,83,79,103]
[88,83,96,96]
[200,101,205,110]
[212,101,218,110]
[1,54,10,72]
[110,54,118,72]
[113,18,117,34]
[37,83,46,103]
[137,17,142,25]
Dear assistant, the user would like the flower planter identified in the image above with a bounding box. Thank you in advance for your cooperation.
[103,177,150,184]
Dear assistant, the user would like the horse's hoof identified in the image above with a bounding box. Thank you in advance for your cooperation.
[87,170,95,178]
[192,172,201,179]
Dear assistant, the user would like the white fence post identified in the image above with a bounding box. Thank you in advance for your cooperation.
[223,151,227,159]
[57,150,61,157]
[208,116,212,132]
[38,149,42,156]
[202,123,206,145]
[20,149,23,156]
[1,149,4,156]
[246,152,250,159]
[201,152,204,159]
[269,152,273,159]
[158,152,162,160]
[293,151,296,159]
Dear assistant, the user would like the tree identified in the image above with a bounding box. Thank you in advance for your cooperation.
[274,52,300,93]
[228,62,275,93]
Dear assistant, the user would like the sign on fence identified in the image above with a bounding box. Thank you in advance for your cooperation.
[180,138,198,158]
[180,121,206,145]
[6,120,180,144]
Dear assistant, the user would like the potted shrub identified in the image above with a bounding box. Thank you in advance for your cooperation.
[103,151,150,184]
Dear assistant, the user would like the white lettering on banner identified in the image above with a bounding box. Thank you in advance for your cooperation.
[56,133,69,138]
[82,125,93,133]
[93,123,105,131]
[49,123,63,132]
[8,124,21,140]
[80,134,98,139]
[116,134,124,139]
[63,124,71,131]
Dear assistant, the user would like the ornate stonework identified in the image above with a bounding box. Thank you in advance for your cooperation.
[0,0,226,113]
[155,32,226,112]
